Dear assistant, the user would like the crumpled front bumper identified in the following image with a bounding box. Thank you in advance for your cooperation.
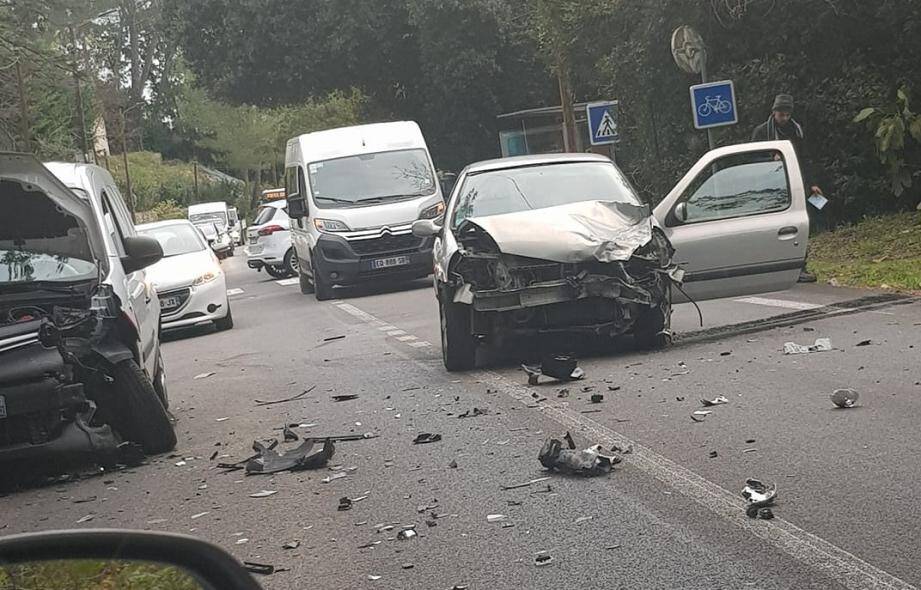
[0,401,120,466]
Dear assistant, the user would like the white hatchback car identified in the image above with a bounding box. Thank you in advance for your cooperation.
[245,200,296,279]
[137,220,233,332]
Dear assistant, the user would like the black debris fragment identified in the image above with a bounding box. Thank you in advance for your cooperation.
[534,553,553,566]
[282,540,300,550]
[758,508,775,520]
[855,339,872,347]
[522,355,584,385]
[457,407,487,419]
[413,433,442,444]
[563,431,576,450]
[590,394,604,404]
[283,425,299,442]
[246,439,335,475]
[449,459,458,469]
[720,351,732,356]
[209,450,219,461]
[521,364,541,386]
[708,451,718,458]
[243,562,280,576]
[581,385,595,393]
[557,388,569,398]
[338,497,353,511]
[741,478,778,518]
[254,385,316,406]
[607,385,621,392]
[323,335,346,342]
[538,435,621,476]
[331,394,359,403]
[401,563,414,570]
[830,388,859,408]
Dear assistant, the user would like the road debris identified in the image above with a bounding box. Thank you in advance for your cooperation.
[397,527,417,540]
[368,575,382,581]
[458,407,487,418]
[831,388,860,408]
[709,451,718,458]
[193,372,215,380]
[190,512,209,520]
[574,516,593,524]
[283,425,299,442]
[700,396,728,406]
[338,497,353,511]
[282,540,300,549]
[449,459,458,469]
[249,490,278,498]
[413,433,442,444]
[783,338,832,355]
[402,563,414,570]
[741,478,778,518]
[331,394,359,402]
[538,434,621,476]
[758,507,775,519]
[322,335,346,342]
[246,438,335,475]
[243,562,284,576]
[76,514,94,524]
[720,351,732,356]
[235,538,249,545]
[486,514,508,523]
[322,472,348,483]
[557,388,569,398]
[254,385,316,406]
[534,552,553,566]
[590,393,604,403]
[501,477,551,490]
[522,355,584,385]
[855,339,872,347]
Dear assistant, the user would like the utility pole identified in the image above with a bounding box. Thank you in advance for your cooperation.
[69,26,90,162]
[193,160,200,200]
[14,58,32,152]
[700,58,715,151]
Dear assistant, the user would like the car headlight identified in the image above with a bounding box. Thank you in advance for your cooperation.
[314,218,350,232]
[419,201,445,220]
[193,269,221,286]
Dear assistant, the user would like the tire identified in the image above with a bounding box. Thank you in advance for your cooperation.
[440,294,477,371]
[298,260,314,295]
[153,350,169,409]
[265,265,288,279]
[283,248,299,278]
[214,305,234,331]
[633,299,672,351]
[227,246,235,257]
[106,359,176,454]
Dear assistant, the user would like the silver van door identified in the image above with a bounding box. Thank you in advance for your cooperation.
[653,140,808,302]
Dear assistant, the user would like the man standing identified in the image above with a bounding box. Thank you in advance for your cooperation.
[751,93,824,283]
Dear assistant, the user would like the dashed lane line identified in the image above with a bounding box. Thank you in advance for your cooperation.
[327,299,917,590]
[275,278,299,286]
[734,296,823,311]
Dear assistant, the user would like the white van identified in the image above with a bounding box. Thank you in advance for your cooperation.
[284,121,444,300]
[188,201,234,256]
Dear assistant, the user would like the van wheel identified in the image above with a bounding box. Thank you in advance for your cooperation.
[106,359,177,454]
[284,249,299,277]
[440,296,477,371]
[153,350,169,409]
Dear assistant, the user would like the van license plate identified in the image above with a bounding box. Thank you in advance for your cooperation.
[0,396,6,419]
[371,256,410,270]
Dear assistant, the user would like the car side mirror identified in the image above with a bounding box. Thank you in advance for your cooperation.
[0,530,262,590]
[122,236,163,274]
[287,197,307,219]
[673,202,689,223]
[412,218,441,238]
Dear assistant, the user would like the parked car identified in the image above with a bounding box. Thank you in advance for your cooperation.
[137,220,233,332]
[414,141,809,371]
[195,222,234,258]
[0,154,176,472]
[284,121,444,300]
[245,200,297,279]
[228,206,243,246]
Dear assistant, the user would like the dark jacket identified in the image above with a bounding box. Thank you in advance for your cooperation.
[751,117,813,188]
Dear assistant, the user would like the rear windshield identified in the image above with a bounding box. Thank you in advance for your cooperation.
[138,223,206,257]
[451,161,642,228]
[189,211,227,227]
[253,206,281,226]
[307,148,436,208]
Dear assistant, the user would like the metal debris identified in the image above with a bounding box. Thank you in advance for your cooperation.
[193,372,215,380]
[700,396,728,407]
[831,388,859,408]
[742,478,778,518]
[76,514,94,524]
[413,433,442,444]
[855,339,872,347]
[538,436,621,476]
[243,562,284,576]
[246,438,335,475]
[254,385,316,406]
[783,338,832,355]
[501,477,551,490]
[249,490,278,498]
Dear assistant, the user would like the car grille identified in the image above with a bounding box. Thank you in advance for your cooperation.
[350,233,421,256]
[159,288,191,315]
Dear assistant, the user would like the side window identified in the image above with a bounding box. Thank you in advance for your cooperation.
[100,190,127,256]
[105,186,137,237]
[674,150,790,225]
[285,167,299,200]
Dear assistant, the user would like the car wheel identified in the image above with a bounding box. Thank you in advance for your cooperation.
[153,350,169,409]
[284,248,299,278]
[440,295,477,371]
[214,305,234,331]
[633,297,672,351]
[299,260,315,295]
[105,359,177,454]
[264,265,288,279]
[227,246,235,257]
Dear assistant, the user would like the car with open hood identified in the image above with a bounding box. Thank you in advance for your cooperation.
[0,154,176,475]
[413,141,808,371]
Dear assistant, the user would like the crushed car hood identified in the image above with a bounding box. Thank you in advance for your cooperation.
[0,153,107,281]
[459,200,653,263]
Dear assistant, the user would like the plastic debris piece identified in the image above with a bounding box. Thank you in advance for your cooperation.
[720,351,732,356]
[322,472,348,483]
[283,425,299,442]
[243,562,276,576]
[249,490,278,498]
[323,335,346,342]
[741,478,778,518]
[368,575,382,581]
[700,396,729,406]
[338,497,353,511]
[693,410,712,416]
[283,540,300,549]
[397,528,417,540]
[538,437,620,476]
[501,477,551,490]
[534,553,553,566]
[190,512,209,520]
[590,393,604,404]
[193,372,215,380]
[708,451,718,458]
[449,459,458,469]
[522,364,541,385]
[331,394,359,402]
[486,514,508,523]
[458,407,487,418]
[413,433,442,444]
[216,417,230,422]
[855,339,872,347]
[574,516,593,524]
[542,355,578,380]
[570,367,585,380]
[563,432,576,449]
[402,563,414,570]
[76,514,94,524]
[235,538,249,545]
[831,388,859,408]
[246,438,335,475]
[254,385,316,406]
[783,338,832,355]
[557,388,569,398]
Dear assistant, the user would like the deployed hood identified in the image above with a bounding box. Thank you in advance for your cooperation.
[458,200,653,263]
[0,153,107,285]
[145,249,217,291]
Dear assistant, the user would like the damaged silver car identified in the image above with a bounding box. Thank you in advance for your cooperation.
[413,142,809,370]
[0,154,176,475]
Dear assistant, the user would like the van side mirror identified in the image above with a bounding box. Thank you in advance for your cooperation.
[412,218,441,238]
[673,202,689,223]
[287,197,307,219]
[122,236,164,274]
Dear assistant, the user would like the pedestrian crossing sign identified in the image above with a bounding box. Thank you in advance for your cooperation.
[586,101,620,146]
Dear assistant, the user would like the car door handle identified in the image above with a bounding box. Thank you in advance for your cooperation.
[777,226,798,237]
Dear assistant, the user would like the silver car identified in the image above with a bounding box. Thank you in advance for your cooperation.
[412,141,808,371]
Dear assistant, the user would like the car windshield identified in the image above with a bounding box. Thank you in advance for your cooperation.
[0,250,97,284]
[138,223,206,257]
[307,148,436,207]
[451,161,642,228]
[189,211,227,227]
[253,206,280,226]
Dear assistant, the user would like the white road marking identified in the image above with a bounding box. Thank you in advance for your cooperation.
[328,299,917,590]
[734,296,823,311]
[387,330,407,337]
[226,288,245,296]
[275,278,299,286]
[377,325,398,332]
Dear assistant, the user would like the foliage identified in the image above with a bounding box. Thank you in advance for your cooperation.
[0,559,200,590]
[854,86,921,198]
[137,199,186,223]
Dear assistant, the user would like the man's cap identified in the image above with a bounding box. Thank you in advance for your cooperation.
[772,93,794,113]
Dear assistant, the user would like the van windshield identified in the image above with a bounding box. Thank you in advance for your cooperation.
[307,148,436,207]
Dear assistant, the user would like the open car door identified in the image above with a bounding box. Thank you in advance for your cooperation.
[653,140,808,302]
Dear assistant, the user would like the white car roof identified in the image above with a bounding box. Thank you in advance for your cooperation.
[188,202,228,213]
[286,121,426,165]
[465,153,611,175]
[137,219,195,231]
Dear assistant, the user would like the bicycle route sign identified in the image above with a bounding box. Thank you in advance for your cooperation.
[690,80,737,129]
[586,101,620,146]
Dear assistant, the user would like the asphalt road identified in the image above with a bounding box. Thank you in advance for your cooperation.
[3,256,920,590]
